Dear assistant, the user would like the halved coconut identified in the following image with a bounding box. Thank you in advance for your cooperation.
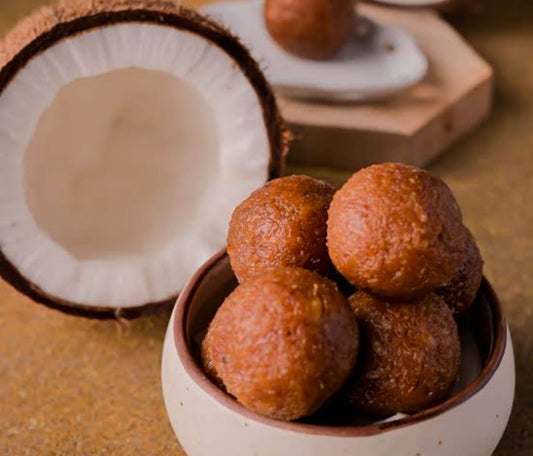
[0,0,288,318]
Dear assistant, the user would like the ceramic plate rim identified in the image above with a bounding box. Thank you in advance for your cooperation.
[368,0,456,7]
[201,1,429,101]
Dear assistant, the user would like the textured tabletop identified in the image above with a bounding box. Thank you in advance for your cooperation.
[1,1,531,455]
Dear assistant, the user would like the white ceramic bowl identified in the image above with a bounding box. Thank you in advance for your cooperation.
[161,250,515,456]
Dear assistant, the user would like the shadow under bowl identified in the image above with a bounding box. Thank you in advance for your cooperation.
[161,250,515,456]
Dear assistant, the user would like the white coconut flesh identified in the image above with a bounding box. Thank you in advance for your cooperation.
[0,23,271,309]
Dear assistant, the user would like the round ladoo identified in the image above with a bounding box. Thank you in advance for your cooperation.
[0,0,288,318]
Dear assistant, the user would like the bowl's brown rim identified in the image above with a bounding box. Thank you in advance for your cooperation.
[174,249,507,437]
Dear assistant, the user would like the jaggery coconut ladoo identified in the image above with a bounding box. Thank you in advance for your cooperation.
[328,163,465,300]
[264,0,356,60]
[345,291,461,417]
[228,175,336,283]
[201,267,359,421]
[436,228,484,313]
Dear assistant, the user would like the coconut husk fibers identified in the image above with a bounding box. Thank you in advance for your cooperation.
[0,0,290,318]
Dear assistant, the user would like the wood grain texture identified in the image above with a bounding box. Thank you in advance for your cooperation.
[1,1,532,455]
[284,3,493,170]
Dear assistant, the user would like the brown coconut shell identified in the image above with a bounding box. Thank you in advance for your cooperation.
[0,0,290,319]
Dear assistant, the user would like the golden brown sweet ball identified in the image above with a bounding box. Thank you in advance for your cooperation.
[201,348,225,390]
[228,175,336,283]
[436,228,484,313]
[327,163,465,301]
[201,267,359,421]
[264,0,356,60]
[345,291,461,417]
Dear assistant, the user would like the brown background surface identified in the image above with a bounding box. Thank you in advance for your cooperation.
[1,1,531,455]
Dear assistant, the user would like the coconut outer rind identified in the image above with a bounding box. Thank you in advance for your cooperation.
[0,1,227,66]
[0,0,289,318]
[0,248,175,319]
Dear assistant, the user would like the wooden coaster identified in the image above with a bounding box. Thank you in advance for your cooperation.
[282,3,493,171]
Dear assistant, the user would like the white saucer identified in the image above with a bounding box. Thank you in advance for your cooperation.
[371,0,449,6]
[202,0,428,102]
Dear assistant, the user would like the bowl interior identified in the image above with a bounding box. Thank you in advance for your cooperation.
[175,250,506,434]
